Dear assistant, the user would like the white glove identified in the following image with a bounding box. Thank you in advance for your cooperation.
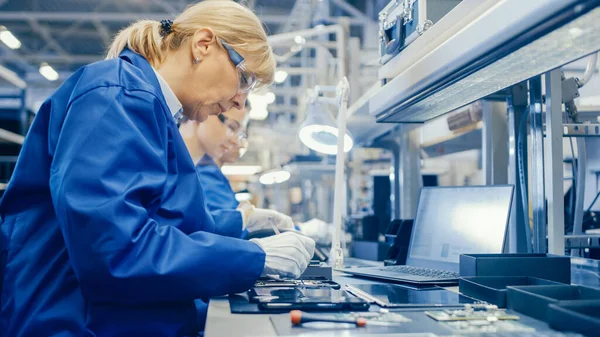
[298,218,332,245]
[250,232,316,279]
[245,208,295,233]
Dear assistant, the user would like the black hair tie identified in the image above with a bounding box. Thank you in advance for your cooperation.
[160,19,173,37]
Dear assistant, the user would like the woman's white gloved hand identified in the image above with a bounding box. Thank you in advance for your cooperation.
[241,205,295,233]
[250,232,316,279]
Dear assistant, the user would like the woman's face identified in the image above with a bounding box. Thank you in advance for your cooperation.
[178,29,248,122]
[197,106,248,160]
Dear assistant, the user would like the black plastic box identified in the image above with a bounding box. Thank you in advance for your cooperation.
[506,285,600,322]
[548,300,600,336]
[459,254,571,284]
[459,276,561,308]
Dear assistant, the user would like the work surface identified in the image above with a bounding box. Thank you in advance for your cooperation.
[205,258,600,337]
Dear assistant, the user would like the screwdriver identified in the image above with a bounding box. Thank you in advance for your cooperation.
[290,310,367,327]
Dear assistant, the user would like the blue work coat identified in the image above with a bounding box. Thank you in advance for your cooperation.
[0,49,265,337]
[196,156,247,239]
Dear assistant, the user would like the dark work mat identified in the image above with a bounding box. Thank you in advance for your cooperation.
[228,294,289,314]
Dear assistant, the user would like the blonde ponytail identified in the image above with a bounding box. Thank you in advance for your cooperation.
[106,20,165,67]
[106,0,275,87]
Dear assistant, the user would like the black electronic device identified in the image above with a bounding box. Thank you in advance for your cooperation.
[250,287,370,311]
[344,283,477,308]
[253,277,340,289]
[340,185,514,285]
[384,219,414,266]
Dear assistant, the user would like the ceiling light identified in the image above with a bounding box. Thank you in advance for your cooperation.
[294,35,306,45]
[274,70,289,83]
[259,169,291,185]
[221,165,262,176]
[0,27,21,49]
[39,62,59,81]
[299,101,353,155]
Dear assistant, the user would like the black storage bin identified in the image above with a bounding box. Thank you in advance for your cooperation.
[506,285,600,322]
[459,254,571,284]
[548,300,600,336]
[459,276,561,308]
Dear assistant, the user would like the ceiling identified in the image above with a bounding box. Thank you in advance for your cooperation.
[0,0,385,170]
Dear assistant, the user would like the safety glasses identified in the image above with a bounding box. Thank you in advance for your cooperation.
[218,113,248,144]
[219,39,258,94]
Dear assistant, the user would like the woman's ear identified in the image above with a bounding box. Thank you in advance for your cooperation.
[191,28,217,62]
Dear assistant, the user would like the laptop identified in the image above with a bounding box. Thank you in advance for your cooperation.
[341,185,514,285]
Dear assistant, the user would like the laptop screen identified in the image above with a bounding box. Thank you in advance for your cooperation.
[406,185,514,273]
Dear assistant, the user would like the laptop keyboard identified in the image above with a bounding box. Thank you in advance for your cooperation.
[379,265,459,279]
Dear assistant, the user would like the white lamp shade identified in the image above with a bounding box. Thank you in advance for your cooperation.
[259,169,291,185]
[299,101,353,155]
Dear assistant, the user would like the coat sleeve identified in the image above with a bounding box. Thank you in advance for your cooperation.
[210,209,243,238]
[49,86,265,304]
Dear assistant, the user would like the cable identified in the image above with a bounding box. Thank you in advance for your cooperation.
[577,53,598,88]
[569,137,577,231]
[517,109,532,252]
[571,138,587,257]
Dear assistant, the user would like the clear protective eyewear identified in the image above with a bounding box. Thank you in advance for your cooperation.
[218,113,248,145]
[219,39,258,94]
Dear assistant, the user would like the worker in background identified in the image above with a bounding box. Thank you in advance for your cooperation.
[180,102,294,237]
[0,2,314,337]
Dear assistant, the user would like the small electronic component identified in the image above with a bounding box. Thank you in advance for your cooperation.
[444,320,535,334]
[426,304,520,321]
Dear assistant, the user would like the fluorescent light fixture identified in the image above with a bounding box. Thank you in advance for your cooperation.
[0,27,21,49]
[274,70,289,83]
[39,62,59,81]
[235,192,253,202]
[374,2,600,123]
[298,101,353,155]
[221,165,262,176]
[259,169,291,185]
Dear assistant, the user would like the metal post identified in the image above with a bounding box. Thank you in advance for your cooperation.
[482,100,509,185]
[544,69,565,255]
[399,126,421,219]
[507,83,531,253]
[529,76,547,253]
[19,89,27,136]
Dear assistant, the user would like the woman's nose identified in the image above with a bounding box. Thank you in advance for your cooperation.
[231,93,248,110]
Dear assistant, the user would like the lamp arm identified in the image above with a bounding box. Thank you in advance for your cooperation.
[330,77,350,269]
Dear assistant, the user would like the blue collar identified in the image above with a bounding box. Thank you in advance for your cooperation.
[118,49,175,120]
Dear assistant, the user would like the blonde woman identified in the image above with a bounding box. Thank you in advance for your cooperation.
[0,1,314,336]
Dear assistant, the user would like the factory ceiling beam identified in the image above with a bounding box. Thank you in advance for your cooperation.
[0,54,102,63]
[27,19,72,61]
[93,20,112,47]
[0,12,366,25]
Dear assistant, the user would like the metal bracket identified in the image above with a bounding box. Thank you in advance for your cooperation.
[565,235,600,249]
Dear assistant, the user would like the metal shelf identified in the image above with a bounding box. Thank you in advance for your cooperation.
[369,0,600,123]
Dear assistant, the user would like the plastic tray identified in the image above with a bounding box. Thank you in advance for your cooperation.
[459,253,571,284]
[459,276,562,307]
[506,285,600,322]
[548,300,600,336]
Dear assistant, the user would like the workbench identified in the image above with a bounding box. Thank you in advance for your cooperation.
[205,258,600,337]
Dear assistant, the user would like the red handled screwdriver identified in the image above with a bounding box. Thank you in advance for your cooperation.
[290,310,367,327]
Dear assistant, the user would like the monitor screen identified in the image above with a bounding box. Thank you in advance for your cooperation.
[406,185,514,272]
